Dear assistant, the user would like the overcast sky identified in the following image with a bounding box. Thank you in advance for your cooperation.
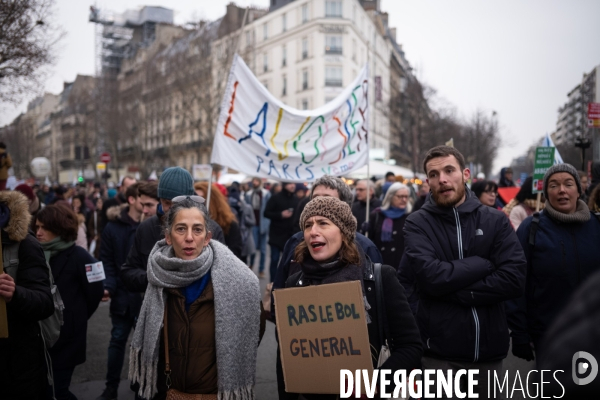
[2,0,598,174]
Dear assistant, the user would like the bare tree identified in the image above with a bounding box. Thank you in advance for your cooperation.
[0,0,63,104]
[1,113,36,176]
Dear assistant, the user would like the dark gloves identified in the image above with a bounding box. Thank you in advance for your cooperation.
[512,341,535,361]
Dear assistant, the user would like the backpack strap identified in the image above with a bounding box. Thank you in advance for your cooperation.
[528,211,541,247]
[373,263,391,348]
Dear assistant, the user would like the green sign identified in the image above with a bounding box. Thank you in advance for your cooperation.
[532,147,556,194]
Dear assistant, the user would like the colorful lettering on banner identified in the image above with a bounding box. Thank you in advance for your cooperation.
[211,54,369,182]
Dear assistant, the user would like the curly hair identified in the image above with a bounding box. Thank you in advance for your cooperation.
[589,184,600,212]
[194,181,236,235]
[36,203,79,242]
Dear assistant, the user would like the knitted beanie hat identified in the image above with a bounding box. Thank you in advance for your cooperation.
[300,196,357,241]
[14,184,35,202]
[158,167,195,200]
[543,163,582,199]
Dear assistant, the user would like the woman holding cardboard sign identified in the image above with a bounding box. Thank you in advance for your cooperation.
[275,196,422,399]
[35,203,104,399]
[128,196,263,400]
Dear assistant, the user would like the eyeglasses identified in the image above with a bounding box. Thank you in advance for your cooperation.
[394,194,409,200]
[172,195,206,204]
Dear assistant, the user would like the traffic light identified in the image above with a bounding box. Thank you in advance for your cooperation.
[78,176,84,183]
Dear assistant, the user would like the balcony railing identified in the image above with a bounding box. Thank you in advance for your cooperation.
[325,79,343,87]
[325,47,343,55]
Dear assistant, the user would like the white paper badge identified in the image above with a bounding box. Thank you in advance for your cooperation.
[85,262,106,283]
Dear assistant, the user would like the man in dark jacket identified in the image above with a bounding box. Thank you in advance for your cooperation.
[120,167,225,293]
[97,183,146,400]
[263,182,299,282]
[271,175,383,320]
[398,146,526,397]
[352,179,381,233]
[0,191,54,399]
[498,167,515,188]
[101,175,136,228]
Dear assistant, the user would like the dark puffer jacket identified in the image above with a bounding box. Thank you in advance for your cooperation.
[100,204,142,317]
[507,209,600,347]
[49,244,104,369]
[264,188,299,249]
[120,214,225,293]
[0,191,54,399]
[351,197,382,234]
[398,189,526,362]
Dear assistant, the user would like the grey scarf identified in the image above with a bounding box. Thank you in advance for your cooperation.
[129,239,261,400]
[544,199,591,224]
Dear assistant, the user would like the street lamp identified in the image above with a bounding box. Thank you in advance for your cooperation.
[574,136,591,171]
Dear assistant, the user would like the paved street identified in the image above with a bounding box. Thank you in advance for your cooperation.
[71,249,534,400]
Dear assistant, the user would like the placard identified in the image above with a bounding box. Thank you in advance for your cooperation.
[274,280,373,394]
[85,262,106,283]
[532,147,556,194]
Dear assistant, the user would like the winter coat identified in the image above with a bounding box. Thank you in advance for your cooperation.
[368,208,408,269]
[0,148,12,180]
[351,197,382,233]
[509,203,533,231]
[120,214,226,293]
[506,209,600,346]
[264,189,299,249]
[0,191,54,399]
[291,196,310,234]
[100,205,143,317]
[276,258,422,399]
[498,167,515,188]
[224,220,243,260]
[152,283,218,398]
[270,231,383,321]
[537,268,600,398]
[245,187,271,234]
[49,243,104,369]
[228,196,256,258]
[398,189,526,363]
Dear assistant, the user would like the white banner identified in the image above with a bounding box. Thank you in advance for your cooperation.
[211,54,369,182]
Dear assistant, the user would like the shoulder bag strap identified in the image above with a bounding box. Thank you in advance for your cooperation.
[528,211,541,247]
[373,263,386,347]
[163,301,172,389]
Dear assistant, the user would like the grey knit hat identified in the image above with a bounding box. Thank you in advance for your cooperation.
[158,167,195,200]
[300,196,357,241]
[543,163,582,199]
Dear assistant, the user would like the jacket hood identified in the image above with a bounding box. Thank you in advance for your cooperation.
[421,185,482,216]
[0,191,32,241]
[107,203,128,222]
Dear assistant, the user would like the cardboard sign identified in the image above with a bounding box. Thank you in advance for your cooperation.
[274,280,373,394]
[85,262,106,283]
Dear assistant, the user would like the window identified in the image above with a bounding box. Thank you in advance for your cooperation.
[325,0,342,17]
[325,66,343,87]
[263,23,268,40]
[282,13,287,32]
[282,45,287,66]
[262,80,269,90]
[282,76,287,96]
[325,35,342,55]
[263,53,268,72]
[352,39,356,61]
[302,4,308,23]
[302,99,309,110]
[302,69,309,90]
[245,31,252,47]
[302,37,308,59]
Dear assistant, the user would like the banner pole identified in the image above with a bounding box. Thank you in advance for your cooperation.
[206,165,213,213]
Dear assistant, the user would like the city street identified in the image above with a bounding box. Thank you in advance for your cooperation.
[70,250,535,400]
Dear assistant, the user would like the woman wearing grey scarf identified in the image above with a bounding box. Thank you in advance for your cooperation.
[507,163,600,364]
[129,197,261,400]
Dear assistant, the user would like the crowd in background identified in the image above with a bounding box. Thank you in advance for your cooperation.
[1,147,600,399]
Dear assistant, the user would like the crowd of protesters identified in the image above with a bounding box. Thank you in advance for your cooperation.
[1,145,599,399]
